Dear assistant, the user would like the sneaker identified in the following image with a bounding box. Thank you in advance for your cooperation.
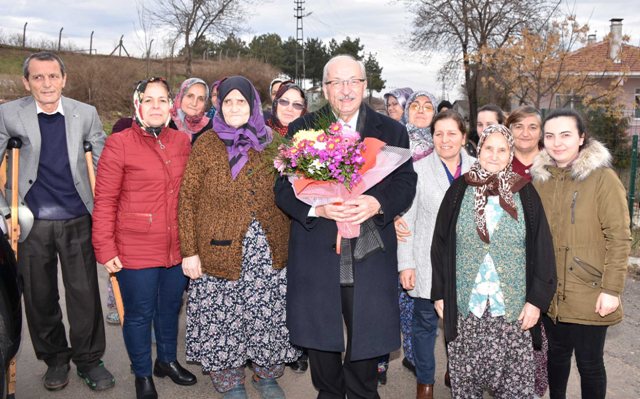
[223,384,249,399]
[43,364,70,391]
[77,361,115,391]
[251,376,285,399]
[106,311,120,325]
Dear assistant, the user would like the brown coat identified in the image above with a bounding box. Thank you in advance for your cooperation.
[178,131,289,280]
[532,140,631,326]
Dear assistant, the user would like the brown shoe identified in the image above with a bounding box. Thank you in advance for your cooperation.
[416,383,434,399]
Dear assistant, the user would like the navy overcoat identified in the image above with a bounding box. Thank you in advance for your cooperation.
[275,103,417,361]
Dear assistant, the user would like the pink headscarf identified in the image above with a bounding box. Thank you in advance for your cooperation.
[170,78,210,138]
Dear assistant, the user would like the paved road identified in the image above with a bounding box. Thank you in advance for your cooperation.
[10,267,640,398]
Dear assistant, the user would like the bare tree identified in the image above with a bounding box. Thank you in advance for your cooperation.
[404,0,559,126]
[148,0,248,77]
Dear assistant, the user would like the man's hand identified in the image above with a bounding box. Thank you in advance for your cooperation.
[342,195,382,225]
[315,200,349,222]
[182,255,203,280]
[395,216,411,242]
[104,256,123,273]
[518,302,540,331]
[399,269,415,290]
[434,299,444,319]
[595,292,620,317]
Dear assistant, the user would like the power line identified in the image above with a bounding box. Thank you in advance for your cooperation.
[294,0,311,88]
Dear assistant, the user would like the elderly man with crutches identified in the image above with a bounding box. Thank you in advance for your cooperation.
[0,51,115,393]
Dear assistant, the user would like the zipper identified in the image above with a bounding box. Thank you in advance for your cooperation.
[561,246,569,301]
[570,191,578,224]
[152,131,166,150]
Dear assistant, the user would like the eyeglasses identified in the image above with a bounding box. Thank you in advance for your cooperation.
[277,98,305,111]
[409,102,434,112]
[324,78,365,89]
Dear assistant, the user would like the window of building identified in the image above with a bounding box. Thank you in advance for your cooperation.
[555,94,584,110]
[635,88,640,118]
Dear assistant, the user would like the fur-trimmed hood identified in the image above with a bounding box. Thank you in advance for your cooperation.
[530,139,612,182]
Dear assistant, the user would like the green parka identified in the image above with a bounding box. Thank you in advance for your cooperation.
[531,139,631,326]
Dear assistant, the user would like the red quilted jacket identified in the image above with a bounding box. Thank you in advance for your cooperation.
[92,123,191,269]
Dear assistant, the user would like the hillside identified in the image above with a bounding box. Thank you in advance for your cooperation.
[0,45,280,126]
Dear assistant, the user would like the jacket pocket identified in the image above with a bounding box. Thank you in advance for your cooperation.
[119,213,152,233]
[568,257,602,289]
[210,239,232,246]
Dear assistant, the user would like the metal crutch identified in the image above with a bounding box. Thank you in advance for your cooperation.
[6,136,22,399]
[84,142,124,327]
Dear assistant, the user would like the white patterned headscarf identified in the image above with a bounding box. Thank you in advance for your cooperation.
[464,124,527,243]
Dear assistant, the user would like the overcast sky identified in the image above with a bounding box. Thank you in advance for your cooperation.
[1,0,639,101]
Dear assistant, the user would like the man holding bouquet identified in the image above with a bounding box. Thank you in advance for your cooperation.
[275,54,417,399]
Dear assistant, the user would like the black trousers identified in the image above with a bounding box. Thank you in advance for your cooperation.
[543,315,608,399]
[307,286,380,399]
[18,215,105,372]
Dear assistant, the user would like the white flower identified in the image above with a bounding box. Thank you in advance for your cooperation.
[313,141,327,150]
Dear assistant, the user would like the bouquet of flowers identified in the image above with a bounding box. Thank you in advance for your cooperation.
[274,122,367,191]
[275,122,411,239]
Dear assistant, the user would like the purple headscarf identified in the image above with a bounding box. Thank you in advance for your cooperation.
[384,87,413,125]
[213,76,273,180]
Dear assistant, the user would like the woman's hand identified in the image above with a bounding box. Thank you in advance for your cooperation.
[104,256,123,274]
[182,255,203,280]
[434,299,444,319]
[399,269,415,290]
[595,292,620,317]
[395,216,411,242]
[518,302,540,331]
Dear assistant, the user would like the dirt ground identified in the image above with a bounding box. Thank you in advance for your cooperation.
[9,264,640,398]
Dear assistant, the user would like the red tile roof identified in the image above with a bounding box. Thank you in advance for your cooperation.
[560,40,640,73]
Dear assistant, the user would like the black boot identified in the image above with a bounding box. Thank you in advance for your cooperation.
[287,353,309,374]
[153,359,197,386]
[135,376,157,399]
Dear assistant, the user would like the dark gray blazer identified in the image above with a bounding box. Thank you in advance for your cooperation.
[0,96,105,240]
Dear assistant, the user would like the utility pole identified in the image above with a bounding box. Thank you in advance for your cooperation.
[89,31,94,55]
[294,0,311,89]
[58,27,63,52]
[22,22,27,48]
[629,134,638,226]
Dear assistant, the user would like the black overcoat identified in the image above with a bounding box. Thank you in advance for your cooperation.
[274,104,417,361]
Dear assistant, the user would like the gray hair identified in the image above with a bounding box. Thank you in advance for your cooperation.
[322,54,367,84]
[23,51,66,79]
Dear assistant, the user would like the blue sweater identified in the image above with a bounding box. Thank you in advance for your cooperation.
[24,112,88,220]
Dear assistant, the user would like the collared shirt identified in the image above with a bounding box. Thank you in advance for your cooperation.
[35,100,64,116]
[336,109,360,130]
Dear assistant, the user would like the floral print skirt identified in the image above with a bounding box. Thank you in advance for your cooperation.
[448,308,534,398]
[185,219,300,373]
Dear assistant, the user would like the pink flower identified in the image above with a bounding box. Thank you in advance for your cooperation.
[329,122,343,135]
[273,156,286,173]
[340,128,360,144]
